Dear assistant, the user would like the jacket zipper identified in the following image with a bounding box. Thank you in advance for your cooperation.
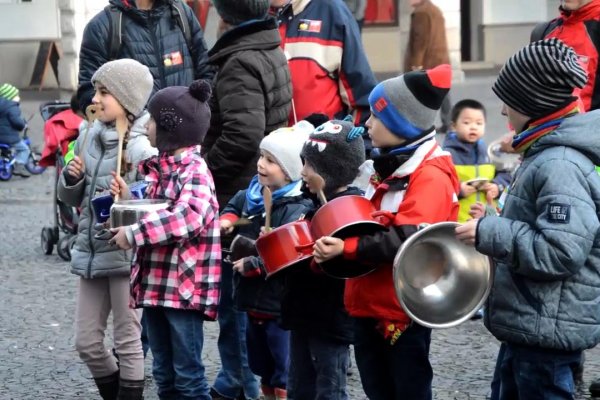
[86,140,106,278]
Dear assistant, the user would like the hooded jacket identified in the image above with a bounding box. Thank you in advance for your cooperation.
[203,18,292,208]
[57,112,157,279]
[477,110,600,351]
[77,0,214,111]
[0,97,26,145]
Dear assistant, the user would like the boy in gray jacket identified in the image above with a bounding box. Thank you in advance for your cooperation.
[456,38,600,399]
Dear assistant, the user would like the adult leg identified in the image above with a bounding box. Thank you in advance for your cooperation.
[75,277,120,399]
[108,276,144,399]
[144,307,177,400]
[288,330,316,400]
[309,335,349,400]
[213,260,259,400]
[166,308,211,400]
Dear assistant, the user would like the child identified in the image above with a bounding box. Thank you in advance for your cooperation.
[109,79,221,400]
[313,64,460,400]
[456,38,600,400]
[442,99,511,223]
[220,122,314,400]
[0,83,31,177]
[281,118,365,400]
[57,58,156,400]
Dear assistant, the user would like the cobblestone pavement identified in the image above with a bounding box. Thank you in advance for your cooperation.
[0,86,599,399]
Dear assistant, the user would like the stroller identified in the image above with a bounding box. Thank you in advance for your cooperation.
[39,100,81,261]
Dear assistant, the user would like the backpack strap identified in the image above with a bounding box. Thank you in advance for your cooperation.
[530,18,562,42]
[170,0,194,56]
[104,5,122,61]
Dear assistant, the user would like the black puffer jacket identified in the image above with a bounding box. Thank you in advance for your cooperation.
[202,18,292,208]
[280,187,363,344]
[77,0,213,111]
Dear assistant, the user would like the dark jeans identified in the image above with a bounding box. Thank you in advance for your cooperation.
[495,343,581,400]
[353,318,432,400]
[246,317,289,389]
[141,311,150,358]
[288,330,349,400]
[144,307,210,400]
[212,260,259,400]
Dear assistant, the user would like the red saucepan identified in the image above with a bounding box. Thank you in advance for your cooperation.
[310,195,389,279]
[255,219,314,278]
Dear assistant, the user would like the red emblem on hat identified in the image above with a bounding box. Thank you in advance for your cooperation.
[374,97,388,112]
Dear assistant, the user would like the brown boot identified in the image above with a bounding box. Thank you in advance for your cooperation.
[94,371,120,400]
[261,385,275,400]
[274,388,287,400]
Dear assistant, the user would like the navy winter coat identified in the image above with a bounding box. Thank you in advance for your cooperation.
[0,98,26,145]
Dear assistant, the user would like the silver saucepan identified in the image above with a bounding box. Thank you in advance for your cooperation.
[110,199,169,228]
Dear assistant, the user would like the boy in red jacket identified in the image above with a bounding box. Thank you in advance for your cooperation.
[313,65,459,400]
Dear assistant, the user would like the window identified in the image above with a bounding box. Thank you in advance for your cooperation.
[364,0,398,26]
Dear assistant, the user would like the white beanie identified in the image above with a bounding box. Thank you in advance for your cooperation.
[260,120,314,181]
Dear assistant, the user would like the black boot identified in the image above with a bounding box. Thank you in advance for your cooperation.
[591,378,600,397]
[118,378,145,400]
[94,371,120,400]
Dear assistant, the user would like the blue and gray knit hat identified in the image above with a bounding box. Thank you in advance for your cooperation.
[368,64,452,144]
[0,83,19,101]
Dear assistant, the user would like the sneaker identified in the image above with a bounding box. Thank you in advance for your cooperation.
[471,308,484,320]
[13,163,30,178]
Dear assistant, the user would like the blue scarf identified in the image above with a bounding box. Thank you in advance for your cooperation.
[245,175,303,216]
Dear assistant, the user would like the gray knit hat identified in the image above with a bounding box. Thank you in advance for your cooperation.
[301,119,366,195]
[212,0,269,26]
[493,38,587,117]
[92,59,153,117]
[260,121,314,181]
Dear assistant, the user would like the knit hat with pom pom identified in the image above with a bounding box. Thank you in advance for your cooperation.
[148,79,212,153]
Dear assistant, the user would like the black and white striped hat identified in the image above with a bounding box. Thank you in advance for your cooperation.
[492,38,587,117]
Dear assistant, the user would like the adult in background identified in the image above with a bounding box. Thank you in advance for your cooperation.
[404,0,452,133]
[270,0,377,150]
[77,0,214,112]
[201,1,292,399]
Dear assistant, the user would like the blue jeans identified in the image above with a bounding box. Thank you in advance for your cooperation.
[246,317,289,389]
[144,307,210,400]
[495,343,581,400]
[353,318,432,400]
[288,330,349,400]
[212,259,259,400]
[13,139,30,165]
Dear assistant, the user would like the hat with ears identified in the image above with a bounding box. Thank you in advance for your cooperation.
[368,64,452,142]
[147,79,212,153]
[91,58,153,117]
[301,117,366,195]
[260,120,314,181]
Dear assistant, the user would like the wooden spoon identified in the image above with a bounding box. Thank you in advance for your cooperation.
[311,174,328,205]
[114,115,128,202]
[263,186,273,232]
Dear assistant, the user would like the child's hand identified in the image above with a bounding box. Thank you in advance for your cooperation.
[481,183,499,200]
[469,202,486,219]
[66,156,84,183]
[455,219,479,246]
[313,236,344,263]
[109,226,132,250]
[109,171,131,200]
[460,182,477,197]
[220,219,234,235]
[232,257,246,275]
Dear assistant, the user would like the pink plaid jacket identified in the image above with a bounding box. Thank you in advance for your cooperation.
[130,146,221,319]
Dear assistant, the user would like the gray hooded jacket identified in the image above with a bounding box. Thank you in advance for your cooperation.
[57,112,157,279]
[477,110,600,351]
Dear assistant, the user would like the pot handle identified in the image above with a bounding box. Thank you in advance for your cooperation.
[371,210,395,225]
[295,242,315,252]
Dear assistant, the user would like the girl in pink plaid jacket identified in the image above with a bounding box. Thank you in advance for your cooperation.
[111,80,221,399]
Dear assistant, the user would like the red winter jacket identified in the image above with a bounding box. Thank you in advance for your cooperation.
[343,141,459,322]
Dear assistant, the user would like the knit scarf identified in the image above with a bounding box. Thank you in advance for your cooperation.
[512,102,580,153]
[245,175,303,216]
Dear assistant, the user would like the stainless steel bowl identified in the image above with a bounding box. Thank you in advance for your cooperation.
[393,222,493,329]
[110,199,169,228]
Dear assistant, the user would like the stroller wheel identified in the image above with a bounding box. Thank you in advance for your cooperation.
[57,234,73,261]
[41,227,55,255]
